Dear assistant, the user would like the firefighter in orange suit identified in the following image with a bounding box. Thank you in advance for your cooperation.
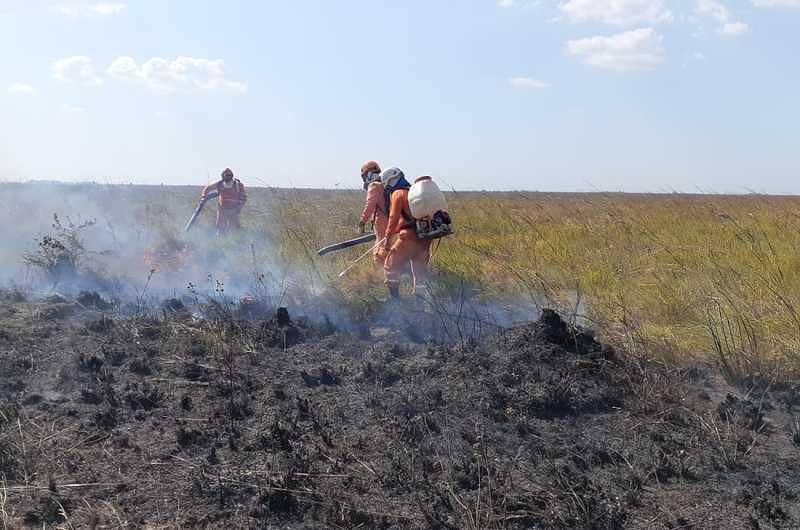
[201,168,247,235]
[358,161,389,263]
[378,167,431,298]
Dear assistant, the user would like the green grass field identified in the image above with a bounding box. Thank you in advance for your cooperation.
[5,182,800,380]
[272,188,800,380]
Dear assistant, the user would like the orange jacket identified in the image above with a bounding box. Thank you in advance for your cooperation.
[383,188,417,243]
[202,179,247,208]
[360,182,386,224]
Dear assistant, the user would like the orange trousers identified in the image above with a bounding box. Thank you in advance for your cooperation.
[216,207,242,234]
[383,231,431,289]
[372,214,389,263]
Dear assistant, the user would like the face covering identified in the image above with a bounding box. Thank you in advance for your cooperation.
[362,171,379,190]
[385,175,411,192]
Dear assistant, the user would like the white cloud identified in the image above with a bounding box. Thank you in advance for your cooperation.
[560,0,673,26]
[90,3,125,15]
[497,0,516,6]
[108,56,247,94]
[566,28,665,71]
[695,0,751,37]
[752,0,800,6]
[60,103,86,114]
[695,0,730,21]
[509,77,550,88]
[55,2,126,16]
[8,83,36,94]
[720,21,749,35]
[52,56,103,86]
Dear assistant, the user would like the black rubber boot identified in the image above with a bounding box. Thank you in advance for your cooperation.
[388,286,400,299]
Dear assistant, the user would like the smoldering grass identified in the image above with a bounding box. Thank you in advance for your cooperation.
[7,184,800,381]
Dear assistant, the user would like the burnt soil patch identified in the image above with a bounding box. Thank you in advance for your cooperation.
[1,299,799,529]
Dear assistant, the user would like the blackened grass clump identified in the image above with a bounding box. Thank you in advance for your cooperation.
[2,284,800,528]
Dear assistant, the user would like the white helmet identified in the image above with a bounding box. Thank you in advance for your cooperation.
[380,166,405,188]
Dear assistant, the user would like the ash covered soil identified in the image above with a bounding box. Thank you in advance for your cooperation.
[1,290,800,529]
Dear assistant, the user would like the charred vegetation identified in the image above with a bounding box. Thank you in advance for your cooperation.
[1,291,799,529]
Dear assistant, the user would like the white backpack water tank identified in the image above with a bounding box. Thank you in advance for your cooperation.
[408,176,447,219]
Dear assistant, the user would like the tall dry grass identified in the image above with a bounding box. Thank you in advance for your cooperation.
[442,193,800,381]
[273,190,800,381]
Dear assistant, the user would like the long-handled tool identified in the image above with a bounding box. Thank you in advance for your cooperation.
[184,190,219,232]
[337,237,386,278]
[318,221,414,256]
[318,233,376,256]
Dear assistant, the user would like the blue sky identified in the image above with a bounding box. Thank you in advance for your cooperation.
[0,0,798,192]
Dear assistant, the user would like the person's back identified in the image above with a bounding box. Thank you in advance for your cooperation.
[358,161,389,262]
[378,167,431,298]
[362,181,388,237]
[384,188,417,242]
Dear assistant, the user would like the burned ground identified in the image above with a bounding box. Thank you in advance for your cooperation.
[1,294,799,529]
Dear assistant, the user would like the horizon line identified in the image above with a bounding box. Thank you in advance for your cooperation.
[1,178,797,197]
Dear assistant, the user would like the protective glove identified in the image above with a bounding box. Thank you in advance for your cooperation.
[376,240,389,261]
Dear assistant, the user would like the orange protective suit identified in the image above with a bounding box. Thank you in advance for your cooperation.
[202,178,247,234]
[381,188,431,290]
[360,181,388,262]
